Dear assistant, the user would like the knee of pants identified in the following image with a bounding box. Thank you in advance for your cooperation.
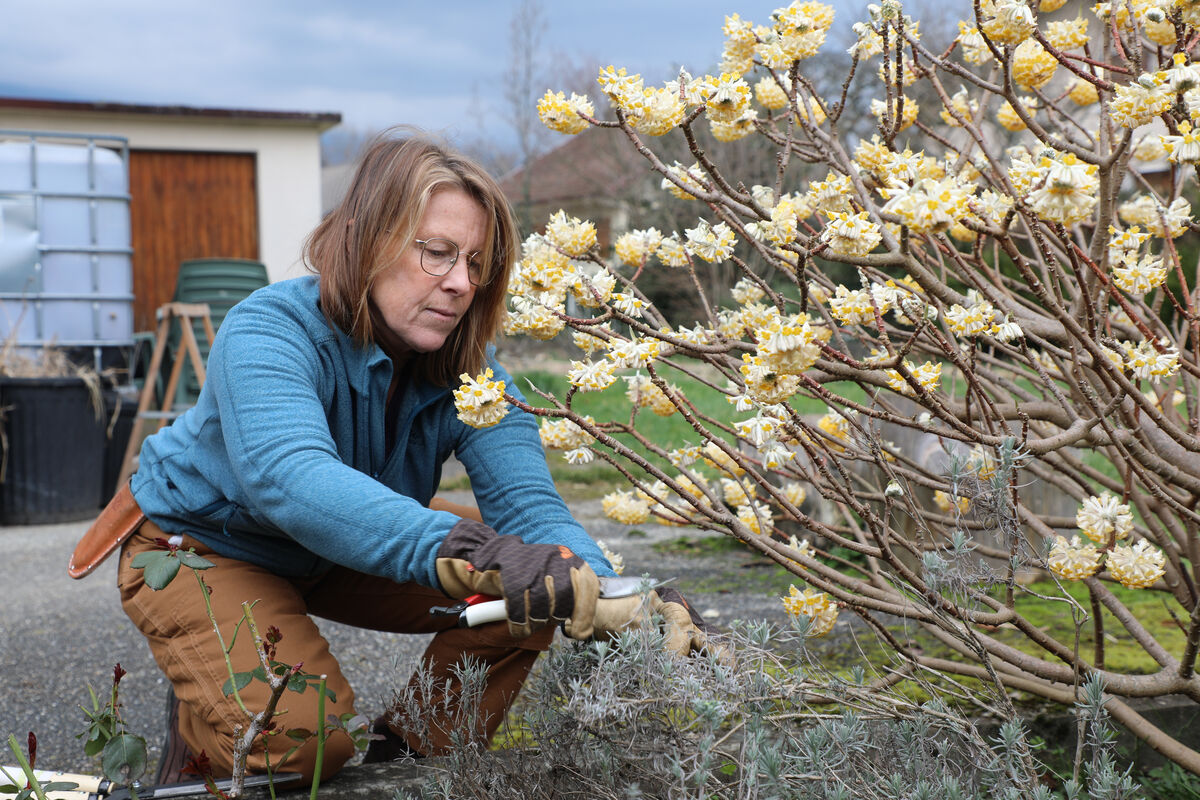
[189,699,360,783]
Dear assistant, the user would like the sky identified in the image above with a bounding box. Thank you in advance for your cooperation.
[0,0,872,159]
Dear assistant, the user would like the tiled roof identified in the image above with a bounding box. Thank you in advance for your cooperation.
[500,127,651,206]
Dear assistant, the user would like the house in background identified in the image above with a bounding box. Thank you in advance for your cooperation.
[0,97,340,335]
[499,127,653,248]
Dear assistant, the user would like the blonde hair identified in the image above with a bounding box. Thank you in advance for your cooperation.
[305,131,517,386]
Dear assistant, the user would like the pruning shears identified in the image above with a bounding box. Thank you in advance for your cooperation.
[0,767,301,799]
[430,575,665,627]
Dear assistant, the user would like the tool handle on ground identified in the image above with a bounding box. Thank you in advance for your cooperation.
[0,766,107,793]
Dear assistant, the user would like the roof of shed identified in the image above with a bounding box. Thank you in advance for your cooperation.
[0,96,342,129]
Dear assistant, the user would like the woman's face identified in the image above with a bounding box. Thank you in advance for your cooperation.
[370,188,486,358]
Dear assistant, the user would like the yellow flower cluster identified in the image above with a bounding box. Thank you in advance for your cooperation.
[504,297,565,341]
[571,329,609,355]
[1108,225,1150,265]
[453,369,509,429]
[1027,152,1100,227]
[602,490,651,525]
[740,354,802,404]
[661,161,706,201]
[1047,535,1104,581]
[1118,195,1191,239]
[684,219,737,262]
[596,540,625,575]
[829,283,892,325]
[783,481,807,507]
[754,76,789,110]
[702,440,745,476]
[870,96,919,131]
[955,23,992,65]
[624,373,679,417]
[721,476,757,507]
[545,210,597,257]
[606,335,662,369]
[1162,121,1200,165]
[821,211,882,256]
[539,416,594,451]
[967,445,997,480]
[1046,17,1090,49]
[880,176,975,235]
[1069,78,1100,106]
[656,235,690,266]
[537,90,594,135]
[721,13,757,75]
[738,501,774,535]
[885,360,942,395]
[567,358,618,392]
[944,295,998,337]
[711,111,759,142]
[1121,339,1181,382]
[996,96,1037,131]
[981,0,1035,44]
[755,316,825,374]
[1076,492,1133,544]
[619,227,667,268]
[939,88,978,127]
[1107,540,1166,589]
[817,408,854,451]
[1012,40,1057,90]
[1110,77,1171,129]
[569,268,616,310]
[754,0,836,67]
[705,73,752,123]
[782,585,839,636]
[1113,256,1167,296]
[934,489,970,514]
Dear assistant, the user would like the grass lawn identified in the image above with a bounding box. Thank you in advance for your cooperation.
[511,367,866,493]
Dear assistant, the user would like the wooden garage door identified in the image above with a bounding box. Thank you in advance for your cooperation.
[129,150,258,331]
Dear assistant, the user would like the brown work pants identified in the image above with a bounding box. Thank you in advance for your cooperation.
[117,517,553,781]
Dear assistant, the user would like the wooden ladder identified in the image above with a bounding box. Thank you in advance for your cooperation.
[116,302,216,487]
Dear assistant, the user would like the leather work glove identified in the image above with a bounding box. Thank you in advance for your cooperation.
[592,586,715,658]
[435,519,600,639]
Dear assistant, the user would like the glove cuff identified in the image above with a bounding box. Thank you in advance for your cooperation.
[435,519,501,598]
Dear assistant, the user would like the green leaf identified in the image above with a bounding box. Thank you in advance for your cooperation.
[222,671,255,696]
[41,782,80,792]
[324,688,337,704]
[129,550,161,569]
[141,554,181,590]
[83,732,108,757]
[177,550,215,570]
[101,732,147,785]
[287,673,310,693]
[285,728,313,742]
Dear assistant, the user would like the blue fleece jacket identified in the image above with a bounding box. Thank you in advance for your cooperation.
[130,276,615,588]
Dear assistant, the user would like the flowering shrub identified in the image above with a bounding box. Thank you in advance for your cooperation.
[459,0,1200,773]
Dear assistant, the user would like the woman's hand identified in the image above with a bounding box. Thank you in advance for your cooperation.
[435,519,600,638]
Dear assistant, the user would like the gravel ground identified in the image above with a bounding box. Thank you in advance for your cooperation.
[0,481,792,778]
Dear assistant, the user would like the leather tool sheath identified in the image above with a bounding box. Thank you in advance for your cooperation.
[68,482,146,579]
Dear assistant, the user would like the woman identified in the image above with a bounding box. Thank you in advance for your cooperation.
[94,133,618,781]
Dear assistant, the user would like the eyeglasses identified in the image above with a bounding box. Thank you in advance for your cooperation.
[414,237,488,287]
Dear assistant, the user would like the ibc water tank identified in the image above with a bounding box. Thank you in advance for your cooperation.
[0,132,134,357]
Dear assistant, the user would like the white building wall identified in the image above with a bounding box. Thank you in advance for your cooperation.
[0,108,328,282]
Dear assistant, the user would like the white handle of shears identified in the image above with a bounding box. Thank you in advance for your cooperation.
[461,599,508,627]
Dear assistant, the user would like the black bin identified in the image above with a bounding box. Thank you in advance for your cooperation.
[0,376,106,524]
